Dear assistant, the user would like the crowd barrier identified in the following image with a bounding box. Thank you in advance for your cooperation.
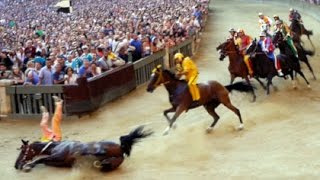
[2,36,197,119]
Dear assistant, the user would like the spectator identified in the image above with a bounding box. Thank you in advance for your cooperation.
[53,64,65,84]
[90,62,101,77]
[64,67,77,85]
[24,70,39,86]
[38,59,53,85]
[0,62,12,80]
[78,59,92,78]
[130,33,143,62]
[10,66,25,85]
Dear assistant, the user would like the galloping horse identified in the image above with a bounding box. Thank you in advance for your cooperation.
[273,30,312,84]
[274,29,316,80]
[290,19,313,42]
[15,126,153,172]
[216,38,267,101]
[246,38,309,94]
[146,66,254,135]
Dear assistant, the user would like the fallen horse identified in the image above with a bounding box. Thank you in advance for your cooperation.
[15,126,153,172]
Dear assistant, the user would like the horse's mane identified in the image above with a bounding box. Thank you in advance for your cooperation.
[163,69,187,83]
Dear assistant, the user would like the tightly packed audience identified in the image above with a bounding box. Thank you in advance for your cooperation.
[302,0,320,5]
[0,0,209,86]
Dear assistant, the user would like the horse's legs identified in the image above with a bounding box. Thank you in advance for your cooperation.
[99,157,124,172]
[163,107,176,124]
[204,102,220,133]
[289,71,297,89]
[230,74,235,84]
[302,59,316,80]
[296,70,311,88]
[221,97,244,130]
[163,106,186,135]
[266,76,273,95]
[245,76,256,102]
[254,77,266,90]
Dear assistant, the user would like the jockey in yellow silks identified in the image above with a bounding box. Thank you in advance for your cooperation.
[174,53,200,102]
[40,96,63,142]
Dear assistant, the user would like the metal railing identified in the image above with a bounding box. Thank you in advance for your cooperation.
[6,85,64,119]
[133,49,166,86]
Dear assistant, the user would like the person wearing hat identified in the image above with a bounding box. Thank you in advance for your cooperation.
[174,52,200,103]
[228,28,237,41]
[258,12,273,32]
[80,45,93,62]
[275,20,298,58]
[235,29,254,77]
[258,32,283,76]
[289,8,302,22]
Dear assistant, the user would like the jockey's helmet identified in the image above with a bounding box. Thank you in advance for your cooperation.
[174,53,184,61]
[259,32,266,37]
[273,15,279,19]
[229,28,236,32]
[258,12,263,17]
[289,8,294,12]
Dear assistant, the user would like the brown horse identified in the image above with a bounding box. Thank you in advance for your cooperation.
[216,38,266,101]
[146,66,254,135]
[290,19,313,42]
[15,126,152,172]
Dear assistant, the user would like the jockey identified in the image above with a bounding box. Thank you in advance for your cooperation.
[235,29,253,77]
[289,8,302,23]
[275,20,298,57]
[258,32,283,76]
[174,52,200,103]
[40,96,63,142]
[228,28,237,42]
[258,12,273,32]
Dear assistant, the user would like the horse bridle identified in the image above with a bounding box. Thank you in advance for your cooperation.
[20,141,53,164]
[152,69,169,89]
[21,145,36,164]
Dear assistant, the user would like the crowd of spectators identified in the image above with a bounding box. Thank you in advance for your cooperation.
[0,0,209,86]
[302,0,320,5]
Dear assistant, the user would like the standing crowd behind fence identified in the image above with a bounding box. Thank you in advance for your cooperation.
[0,0,208,87]
[0,0,210,118]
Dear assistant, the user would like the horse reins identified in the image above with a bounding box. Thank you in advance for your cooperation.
[21,141,53,164]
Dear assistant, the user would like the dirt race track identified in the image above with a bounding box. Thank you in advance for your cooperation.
[1,0,320,179]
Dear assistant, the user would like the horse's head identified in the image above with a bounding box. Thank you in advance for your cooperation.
[15,140,36,170]
[246,38,258,56]
[146,65,166,93]
[272,30,284,47]
[216,38,236,61]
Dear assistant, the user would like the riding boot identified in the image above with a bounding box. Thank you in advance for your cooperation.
[277,70,284,76]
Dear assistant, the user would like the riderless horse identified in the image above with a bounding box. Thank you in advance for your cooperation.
[146,65,254,135]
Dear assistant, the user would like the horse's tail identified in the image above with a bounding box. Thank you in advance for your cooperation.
[120,126,153,156]
[225,82,254,93]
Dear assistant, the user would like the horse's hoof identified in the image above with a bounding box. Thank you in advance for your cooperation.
[163,127,170,136]
[206,127,213,133]
[172,123,177,129]
[308,85,311,89]
[22,164,32,172]
[93,160,102,168]
[238,124,244,130]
